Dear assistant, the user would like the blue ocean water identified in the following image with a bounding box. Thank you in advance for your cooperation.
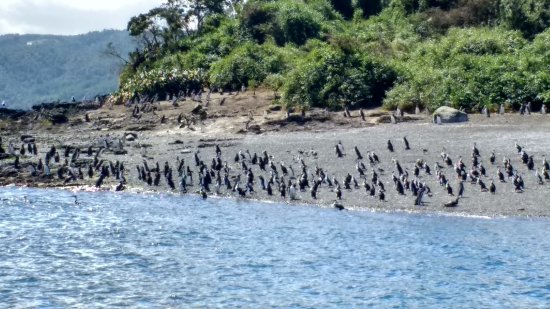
[0,187,548,308]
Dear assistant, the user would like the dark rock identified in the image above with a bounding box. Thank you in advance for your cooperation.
[113,149,128,155]
[191,104,203,114]
[247,124,262,134]
[125,132,138,141]
[50,113,68,124]
[20,135,35,143]
[0,153,14,160]
[0,108,27,120]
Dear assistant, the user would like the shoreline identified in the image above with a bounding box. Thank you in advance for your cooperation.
[4,183,546,220]
[2,97,550,218]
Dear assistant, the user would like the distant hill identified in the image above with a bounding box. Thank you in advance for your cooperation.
[0,30,136,109]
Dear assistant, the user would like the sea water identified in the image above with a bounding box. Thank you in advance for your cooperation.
[0,187,548,308]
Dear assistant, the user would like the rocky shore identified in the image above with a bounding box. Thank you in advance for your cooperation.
[1,92,549,217]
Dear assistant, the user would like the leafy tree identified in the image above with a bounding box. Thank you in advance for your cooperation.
[499,0,550,38]
[265,74,285,98]
[283,43,396,109]
[208,42,287,89]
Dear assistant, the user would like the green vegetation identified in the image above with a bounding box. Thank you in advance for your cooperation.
[0,30,135,109]
[118,0,550,111]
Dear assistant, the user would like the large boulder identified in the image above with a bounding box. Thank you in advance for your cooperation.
[433,106,468,123]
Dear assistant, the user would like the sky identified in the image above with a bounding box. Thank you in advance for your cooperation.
[0,0,165,35]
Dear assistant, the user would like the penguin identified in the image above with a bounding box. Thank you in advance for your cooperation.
[443,198,459,207]
[472,143,480,157]
[44,164,51,176]
[369,185,376,197]
[378,190,385,201]
[489,180,496,194]
[280,162,288,176]
[153,172,161,186]
[335,185,342,200]
[415,187,425,206]
[115,181,125,191]
[536,171,544,185]
[236,185,247,198]
[279,182,286,198]
[95,174,105,188]
[289,184,297,200]
[490,152,496,165]
[543,168,550,181]
[457,181,464,198]
[310,185,317,199]
[332,202,345,211]
[354,146,363,160]
[371,152,380,164]
[167,174,176,190]
[478,178,488,192]
[396,180,405,195]
[200,187,207,200]
[446,183,454,196]
[497,168,505,182]
[527,156,535,170]
[387,140,394,152]
[403,137,410,150]
[337,141,345,155]
[335,144,343,158]
[515,142,522,153]
[267,182,273,196]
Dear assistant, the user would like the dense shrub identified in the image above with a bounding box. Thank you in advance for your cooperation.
[239,0,324,46]
[283,43,397,109]
[117,0,550,111]
[384,27,549,111]
[208,42,289,89]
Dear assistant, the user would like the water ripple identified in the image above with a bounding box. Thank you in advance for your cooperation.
[0,187,549,308]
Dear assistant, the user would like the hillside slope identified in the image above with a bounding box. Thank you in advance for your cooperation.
[0,30,135,109]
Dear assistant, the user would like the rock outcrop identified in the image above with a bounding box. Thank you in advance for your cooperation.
[433,106,468,123]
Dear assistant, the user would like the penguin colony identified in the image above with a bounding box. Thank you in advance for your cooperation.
[1,131,547,211]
